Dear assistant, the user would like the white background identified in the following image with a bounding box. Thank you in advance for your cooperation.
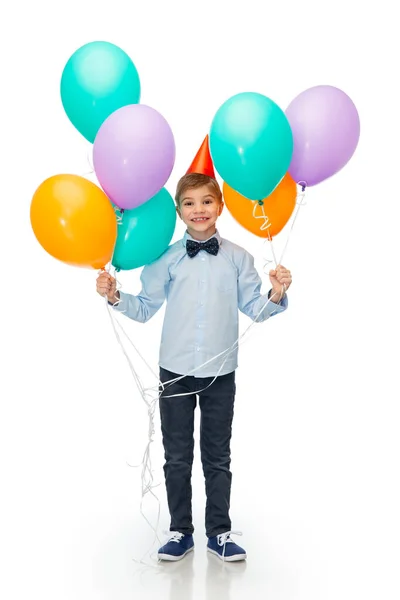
[1,1,399,599]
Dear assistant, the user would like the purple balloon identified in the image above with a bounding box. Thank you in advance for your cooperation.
[285,85,360,187]
[93,104,175,209]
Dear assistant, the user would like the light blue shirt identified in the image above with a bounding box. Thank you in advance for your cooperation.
[112,230,288,377]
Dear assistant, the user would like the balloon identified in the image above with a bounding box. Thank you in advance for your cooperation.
[285,85,360,186]
[209,92,293,200]
[112,187,176,271]
[30,174,117,269]
[93,104,176,210]
[60,41,140,143]
[223,173,297,239]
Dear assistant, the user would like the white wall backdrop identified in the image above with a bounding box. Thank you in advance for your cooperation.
[1,1,399,599]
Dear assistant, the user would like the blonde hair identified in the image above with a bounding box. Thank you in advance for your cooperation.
[175,173,222,206]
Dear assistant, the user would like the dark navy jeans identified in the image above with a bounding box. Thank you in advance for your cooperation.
[159,367,236,538]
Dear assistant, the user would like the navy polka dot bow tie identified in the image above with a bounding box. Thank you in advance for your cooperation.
[186,237,219,258]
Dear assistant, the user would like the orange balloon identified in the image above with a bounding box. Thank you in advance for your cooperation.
[223,172,297,239]
[30,174,117,269]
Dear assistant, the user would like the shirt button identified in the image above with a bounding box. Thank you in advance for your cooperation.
[196,346,200,351]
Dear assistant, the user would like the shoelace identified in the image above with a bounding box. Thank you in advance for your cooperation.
[217,530,243,560]
[162,530,185,544]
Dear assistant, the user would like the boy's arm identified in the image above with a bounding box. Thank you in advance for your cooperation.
[237,251,287,322]
[111,256,170,323]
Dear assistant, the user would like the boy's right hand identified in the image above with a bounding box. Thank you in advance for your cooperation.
[96,271,119,304]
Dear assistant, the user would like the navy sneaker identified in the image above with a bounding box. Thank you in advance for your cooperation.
[207,531,247,561]
[158,532,194,561]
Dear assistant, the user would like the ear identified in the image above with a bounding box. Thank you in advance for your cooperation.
[218,201,224,216]
[176,206,182,220]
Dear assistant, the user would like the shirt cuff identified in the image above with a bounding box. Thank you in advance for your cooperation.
[268,288,286,306]
[108,291,126,311]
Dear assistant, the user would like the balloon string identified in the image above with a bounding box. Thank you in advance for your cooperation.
[267,229,279,267]
[114,207,124,225]
[252,201,272,231]
[100,265,162,568]
[262,184,306,274]
[81,147,95,177]
[80,151,124,235]
[80,150,123,239]
[278,184,306,265]
[102,265,285,568]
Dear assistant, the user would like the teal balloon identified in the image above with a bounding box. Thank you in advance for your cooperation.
[60,41,140,143]
[112,188,176,271]
[209,92,293,200]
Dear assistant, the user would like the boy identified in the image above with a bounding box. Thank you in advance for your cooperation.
[96,137,292,562]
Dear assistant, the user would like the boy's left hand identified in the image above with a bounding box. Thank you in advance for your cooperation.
[269,265,292,302]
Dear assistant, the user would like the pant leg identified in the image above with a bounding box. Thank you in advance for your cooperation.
[159,367,197,535]
[198,371,236,538]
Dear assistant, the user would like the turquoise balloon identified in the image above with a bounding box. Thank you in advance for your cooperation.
[209,92,293,200]
[112,188,176,271]
[60,41,140,143]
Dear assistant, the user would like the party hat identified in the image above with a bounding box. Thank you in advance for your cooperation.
[186,135,216,178]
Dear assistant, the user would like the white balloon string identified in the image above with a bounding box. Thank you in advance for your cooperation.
[81,147,95,177]
[278,184,307,265]
[100,267,162,566]
[114,206,124,225]
[252,200,272,231]
[261,184,307,274]
[102,262,285,567]
[267,229,279,268]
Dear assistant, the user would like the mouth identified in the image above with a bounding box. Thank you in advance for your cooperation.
[191,217,209,222]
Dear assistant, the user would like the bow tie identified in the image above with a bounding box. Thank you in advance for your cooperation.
[186,237,219,258]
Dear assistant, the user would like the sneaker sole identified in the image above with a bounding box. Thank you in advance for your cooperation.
[158,546,194,561]
[207,548,247,562]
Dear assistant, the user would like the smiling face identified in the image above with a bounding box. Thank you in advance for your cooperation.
[177,184,224,241]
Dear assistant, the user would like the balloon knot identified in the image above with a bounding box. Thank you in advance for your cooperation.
[257,200,264,206]
[297,180,307,192]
